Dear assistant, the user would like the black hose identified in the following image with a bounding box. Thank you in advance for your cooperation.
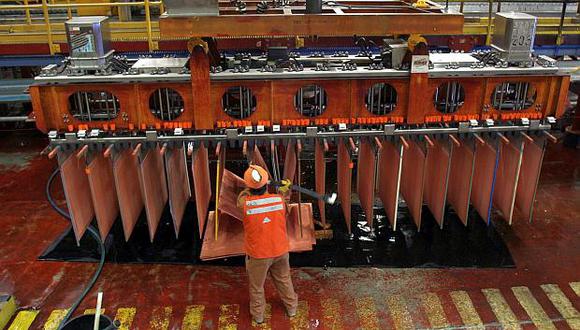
[46,168,106,330]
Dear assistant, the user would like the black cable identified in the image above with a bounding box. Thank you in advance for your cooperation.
[46,168,106,330]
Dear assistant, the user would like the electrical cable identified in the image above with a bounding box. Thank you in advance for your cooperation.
[46,167,106,330]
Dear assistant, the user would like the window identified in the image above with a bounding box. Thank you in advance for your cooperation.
[68,91,120,121]
[491,82,536,111]
[149,88,184,120]
[222,86,257,119]
[294,85,327,117]
[365,83,397,115]
[433,82,465,114]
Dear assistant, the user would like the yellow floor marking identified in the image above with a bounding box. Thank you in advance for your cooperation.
[512,286,556,330]
[386,295,414,330]
[7,310,39,330]
[43,309,68,330]
[149,306,172,330]
[182,305,205,330]
[421,293,449,329]
[84,308,106,315]
[251,303,271,329]
[114,307,136,330]
[449,290,484,329]
[218,304,239,330]
[290,301,309,330]
[570,282,580,297]
[320,298,343,330]
[541,284,580,330]
[482,288,522,330]
[355,297,380,330]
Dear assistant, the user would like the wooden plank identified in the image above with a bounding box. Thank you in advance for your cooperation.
[138,146,169,242]
[377,139,403,230]
[337,139,353,234]
[113,148,144,241]
[423,139,452,227]
[493,136,524,224]
[471,139,499,224]
[400,140,426,229]
[447,141,475,225]
[315,139,327,226]
[514,137,545,222]
[192,143,212,238]
[165,145,192,238]
[87,152,119,240]
[59,152,94,243]
[356,138,377,228]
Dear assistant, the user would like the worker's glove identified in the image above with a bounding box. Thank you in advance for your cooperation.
[277,179,292,194]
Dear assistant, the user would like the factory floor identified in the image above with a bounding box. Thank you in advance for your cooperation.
[0,130,579,330]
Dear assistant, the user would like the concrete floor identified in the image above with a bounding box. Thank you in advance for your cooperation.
[0,130,579,329]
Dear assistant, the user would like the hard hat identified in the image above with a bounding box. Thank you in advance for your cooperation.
[244,165,269,189]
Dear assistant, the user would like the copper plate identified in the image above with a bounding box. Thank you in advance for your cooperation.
[192,143,212,238]
[87,153,119,240]
[377,140,403,230]
[283,141,297,182]
[314,140,327,226]
[250,144,272,178]
[515,137,545,222]
[423,140,452,227]
[165,145,192,238]
[218,169,245,221]
[356,139,377,227]
[400,140,426,229]
[337,139,353,234]
[59,152,95,243]
[492,137,524,224]
[113,148,144,241]
[447,142,475,225]
[471,140,499,224]
[138,146,169,242]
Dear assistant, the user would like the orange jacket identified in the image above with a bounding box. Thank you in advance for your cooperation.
[241,193,289,258]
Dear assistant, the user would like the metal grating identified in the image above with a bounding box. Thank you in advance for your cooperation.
[492,82,536,111]
[294,84,327,117]
[433,82,465,114]
[68,91,119,121]
[222,86,257,119]
[149,88,185,120]
[365,83,398,115]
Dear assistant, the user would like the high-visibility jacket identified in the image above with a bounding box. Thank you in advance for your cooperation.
[242,193,289,258]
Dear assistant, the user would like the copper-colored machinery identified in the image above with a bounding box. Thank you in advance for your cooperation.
[32,3,570,260]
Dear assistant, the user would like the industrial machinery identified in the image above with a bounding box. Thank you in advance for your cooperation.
[30,0,570,260]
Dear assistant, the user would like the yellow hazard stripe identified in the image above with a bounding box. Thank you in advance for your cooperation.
[218,304,239,330]
[541,284,580,330]
[449,290,484,329]
[182,305,205,330]
[321,298,343,330]
[290,301,309,330]
[511,286,555,330]
[570,282,580,297]
[386,295,414,330]
[149,306,172,330]
[355,297,379,330]
[84,308,106,315]
[421,292,449,329]
[114,307,136,330]
[43,309,68,330]
[8,310,39,330]
[482,288,521,330]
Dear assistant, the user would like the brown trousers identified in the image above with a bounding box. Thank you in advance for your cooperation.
[245,252,298,319]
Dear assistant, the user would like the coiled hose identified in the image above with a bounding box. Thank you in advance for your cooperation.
[46,168,106,330]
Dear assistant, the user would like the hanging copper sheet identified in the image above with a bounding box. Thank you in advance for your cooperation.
[165,145,191,238]
[314,140,327,226]
[59,152,95,243]
[356,138,377,227]
[200,203,315,260]
[400,140,426,229]
[514,136,545,222]
[218,169,245,221]
[138,146,169,242]
[493,136,524,224]
[192,143,211,238]
[113,148,143,241]
[87,153,119,240]
[283,141,297,182]
[471,139,499,224]
[447,141,475,226]
[337,139,353,234]
[249,144,272,178]
[423,139,452,227]
[377,139,403,230]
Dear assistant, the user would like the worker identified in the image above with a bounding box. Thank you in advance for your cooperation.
[237,165,298,324]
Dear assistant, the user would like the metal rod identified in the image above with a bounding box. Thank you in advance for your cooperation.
[23,0,31,24]
[144,0,154,51]
[41,0,55,55]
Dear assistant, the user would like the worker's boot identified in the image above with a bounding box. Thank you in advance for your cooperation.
[287,308,297,318]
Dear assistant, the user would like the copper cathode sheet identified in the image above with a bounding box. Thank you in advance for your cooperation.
[471,140,499,224]
[165,145,192,238]
[400,140,426,229]
[59,153,95,243]
[287,203,316,250]
[423,140,452,227]
[283,140,297,182]
[337,139,353,234]
[87,152,119,240]
[250,145,272,179]
[515,138,545,222]
[192,143,212,238]
[356,138,377,228]
[138,146,169,242]
[377,140,403,230]
[113,148,144,241]
[314,140,327,226]
[218,169,245,221]
[447,142,475,226]
[492,137,524,224]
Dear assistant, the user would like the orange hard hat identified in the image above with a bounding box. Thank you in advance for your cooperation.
[244,165,269,189]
